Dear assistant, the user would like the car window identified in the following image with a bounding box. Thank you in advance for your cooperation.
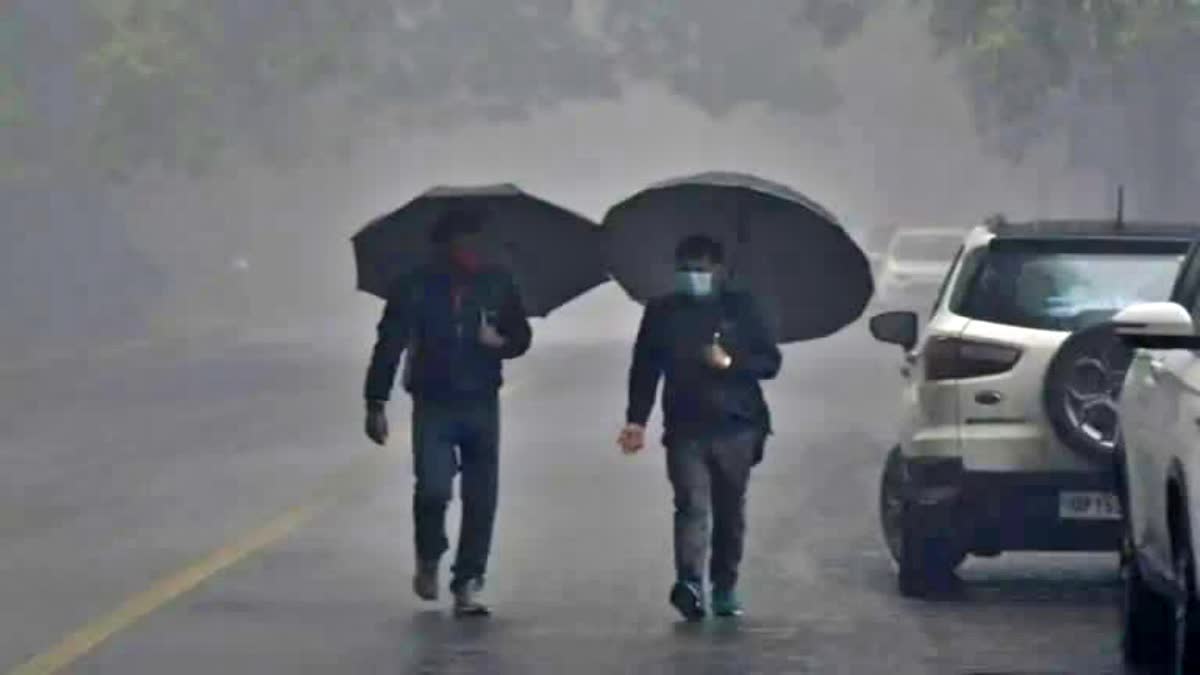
[953,248,1186,331]
[947,246,987,311]
[1178,251,1200,322]
[928,245,965,316]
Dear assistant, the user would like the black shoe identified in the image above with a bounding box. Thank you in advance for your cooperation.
[413,560,439,601]
[452,578,491,617]
[669,581,706,622]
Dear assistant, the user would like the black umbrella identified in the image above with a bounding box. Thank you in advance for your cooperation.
[603,172,874,343]
[353,184,606,317]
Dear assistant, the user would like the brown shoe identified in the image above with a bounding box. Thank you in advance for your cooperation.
[413,560,439,601]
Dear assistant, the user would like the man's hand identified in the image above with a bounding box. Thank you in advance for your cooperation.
[704,343,733,370]
[365,405,389,446]
[479,313,507,349]
[618,423,647,455]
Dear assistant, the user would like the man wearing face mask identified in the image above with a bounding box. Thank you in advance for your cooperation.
[617,235,782,621]
[364,209,532,617]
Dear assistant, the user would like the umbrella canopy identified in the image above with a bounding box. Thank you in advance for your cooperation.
[353,184,606,317]
[603,172,874,342]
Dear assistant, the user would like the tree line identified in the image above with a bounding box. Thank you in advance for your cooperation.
[2,1,1197,356]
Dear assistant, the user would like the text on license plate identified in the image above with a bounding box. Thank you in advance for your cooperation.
[1059,491,1122,520]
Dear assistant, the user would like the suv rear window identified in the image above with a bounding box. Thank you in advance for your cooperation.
[953,239,1188,331]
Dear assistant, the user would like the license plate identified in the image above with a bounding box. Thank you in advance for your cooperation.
[1058,491,1122,520]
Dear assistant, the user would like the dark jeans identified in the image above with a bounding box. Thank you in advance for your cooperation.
[666,428,762,592]
[411,395,500,592]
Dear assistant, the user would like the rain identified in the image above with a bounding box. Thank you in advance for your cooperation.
[2,2,1199,673]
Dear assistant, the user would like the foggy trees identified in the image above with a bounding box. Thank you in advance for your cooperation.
[30,1,618,179]
[599,0,849,116]
[11,1,1197,210]
[2,1,863,357]
[1,2,165,359]
[916,0,1200,219]
[11,1,1197,357]
[16,1,856,180]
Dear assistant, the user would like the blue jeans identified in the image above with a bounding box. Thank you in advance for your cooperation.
[411,395,500,592]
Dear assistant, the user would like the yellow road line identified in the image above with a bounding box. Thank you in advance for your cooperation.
[6,380,527,675]
[4,457,382,675]
[7,500,325,675]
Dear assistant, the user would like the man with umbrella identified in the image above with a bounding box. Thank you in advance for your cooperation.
[606,172,873,621]
[363,209,531,617]
[356,184,604,617]
[617,234,783,621]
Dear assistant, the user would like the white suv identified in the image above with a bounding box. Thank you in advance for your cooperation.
[869,219,1191,597]
[1114,252,1200,671]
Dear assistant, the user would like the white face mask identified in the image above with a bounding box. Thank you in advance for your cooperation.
[676,271,715,297]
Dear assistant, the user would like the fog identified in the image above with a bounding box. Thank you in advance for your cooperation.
[6,8,1200,671]
[3,1,1196,363]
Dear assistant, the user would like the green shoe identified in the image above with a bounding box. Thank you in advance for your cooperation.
[711,588,744,617]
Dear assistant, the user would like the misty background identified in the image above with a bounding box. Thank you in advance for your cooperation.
[3,1,1198,364]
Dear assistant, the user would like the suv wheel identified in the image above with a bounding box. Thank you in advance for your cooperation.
[897,509,963,597]
[879,447,965,596]
[1043,322,1133,464]
[1121,535,1171,666]
[880,446,905,563]
[1172,519,1200,674]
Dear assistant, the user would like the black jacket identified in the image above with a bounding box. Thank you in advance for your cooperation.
[626,290,782,444]
[365,264,532,403]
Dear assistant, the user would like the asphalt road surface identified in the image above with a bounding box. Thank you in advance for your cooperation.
[0,289,1133,674]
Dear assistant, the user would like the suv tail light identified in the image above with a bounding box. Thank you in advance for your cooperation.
[925,337,1022,381]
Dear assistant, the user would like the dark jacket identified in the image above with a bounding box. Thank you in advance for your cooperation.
[365,264,532,403]
[626,290,782,445]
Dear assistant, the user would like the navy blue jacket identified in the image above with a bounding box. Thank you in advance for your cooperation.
[626,290,782,445]
[365,264,532,403]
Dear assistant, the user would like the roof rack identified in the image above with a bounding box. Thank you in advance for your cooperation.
[982,184,1199,238]
[986,218,1200,239]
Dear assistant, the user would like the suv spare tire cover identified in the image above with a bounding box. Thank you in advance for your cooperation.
[1042,321,1133,464]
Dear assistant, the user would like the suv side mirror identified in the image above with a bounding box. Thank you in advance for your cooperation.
[870,311,919,351]
[1113,302,1200,349]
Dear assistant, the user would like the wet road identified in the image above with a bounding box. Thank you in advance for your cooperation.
[0,290,1132,674]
